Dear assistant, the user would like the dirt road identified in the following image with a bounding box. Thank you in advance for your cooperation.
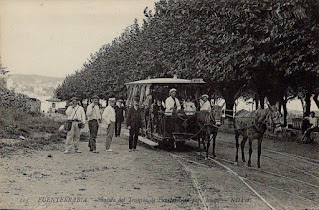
[0,130,319,209]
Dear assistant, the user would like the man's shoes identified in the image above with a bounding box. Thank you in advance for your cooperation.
[75,150,82,153]
[133,148,138,151]
[106,149,113,152]
[93,150,99,153]
[64,150,70,154]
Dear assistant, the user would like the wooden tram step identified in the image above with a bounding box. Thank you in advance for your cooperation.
[121,128,159,147]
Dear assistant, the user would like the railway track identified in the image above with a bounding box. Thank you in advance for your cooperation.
[213,155,319,189]
[170,153,276,210]
[170,153,210,210]
[171,152,319,209]
[214,138,319,179]
[215,136,319,167]
[262,154,319,180]
[264,149,319,166]
[211,155,319,206]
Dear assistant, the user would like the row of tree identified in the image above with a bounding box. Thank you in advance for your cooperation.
[55,0,319,125]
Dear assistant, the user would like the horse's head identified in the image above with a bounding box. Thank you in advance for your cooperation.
[266,105,282,133]
[211,105,224,126]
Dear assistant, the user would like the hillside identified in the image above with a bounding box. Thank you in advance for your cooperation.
[7,74,64,99]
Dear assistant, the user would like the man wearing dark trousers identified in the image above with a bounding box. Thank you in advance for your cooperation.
[86,95,101,153]
[115,99,125,137]
[126,97,142,152]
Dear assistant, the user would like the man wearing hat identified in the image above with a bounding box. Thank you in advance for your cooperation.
[302,111,318,143]
[126,96,142,151]
[165,88,181,116]
[200,94,211,111]
[86,95,101,153]
[115,99,125,137]
[102,97,116,152]
[64,97,86,154]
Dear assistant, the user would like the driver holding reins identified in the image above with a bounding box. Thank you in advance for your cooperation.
[200,94,211,111]
[165,88,181,116]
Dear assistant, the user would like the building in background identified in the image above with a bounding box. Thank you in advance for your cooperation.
[41,97,66,113]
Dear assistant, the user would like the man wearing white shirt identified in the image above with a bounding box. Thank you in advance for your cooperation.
[64,97,86,154]
[200,94,211,111]
[302,111,318,143]
[102,98,116,152]
[165,88,181,116]
[86,95,101,153]
[183,97,196,115]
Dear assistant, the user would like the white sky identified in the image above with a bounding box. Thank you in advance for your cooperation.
[0,0,156,77]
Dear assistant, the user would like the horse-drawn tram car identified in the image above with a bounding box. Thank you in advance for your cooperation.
[125,76,208,149]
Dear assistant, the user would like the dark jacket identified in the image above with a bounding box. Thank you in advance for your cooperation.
[152,104,164,118]
[126,107,142,129]
[115,106,125,122]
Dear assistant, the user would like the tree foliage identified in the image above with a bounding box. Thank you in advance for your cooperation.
[55,0,319,117]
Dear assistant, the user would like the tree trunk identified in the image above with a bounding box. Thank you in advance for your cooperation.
[255,94,259,110]
[313,93,319,110]
[299,97,306,117]
[260,95,265,109]
[305,92,311,115]
[224,97,235,120]
[282,99,288,127]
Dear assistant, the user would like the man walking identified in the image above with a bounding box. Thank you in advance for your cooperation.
[127,97,142,152]
[115,99,125,137]
[86,95,101,153]
[102,98,116,152]
[64,97,86,154]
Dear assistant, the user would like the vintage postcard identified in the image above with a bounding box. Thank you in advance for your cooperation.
[1,0,319,209]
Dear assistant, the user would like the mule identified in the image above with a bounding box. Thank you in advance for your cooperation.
[197,105,224,159]
[234,105,282,168]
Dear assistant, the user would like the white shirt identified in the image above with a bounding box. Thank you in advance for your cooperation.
[165,96,181,115]
[102,105,116,125]
[184,101,196,115]
[65,105,86,124]
[86,103,101,121]
[306,116,318,128]
[200,100,211,111]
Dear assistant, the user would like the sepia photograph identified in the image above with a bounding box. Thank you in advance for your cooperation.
[0,0,319,209]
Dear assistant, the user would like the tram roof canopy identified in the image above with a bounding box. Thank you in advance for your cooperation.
[125,78,205,86]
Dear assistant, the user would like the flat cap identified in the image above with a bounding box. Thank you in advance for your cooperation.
[70,97,78,101]
[92,95,99,99]
[169,88,177,93]
[108,97,116,101]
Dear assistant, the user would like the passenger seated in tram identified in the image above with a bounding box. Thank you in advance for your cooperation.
[183,96,196,115]
[142,94,152,130]
[200,94,211,111]
[165,88,181,116]
[151,99,164,132]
